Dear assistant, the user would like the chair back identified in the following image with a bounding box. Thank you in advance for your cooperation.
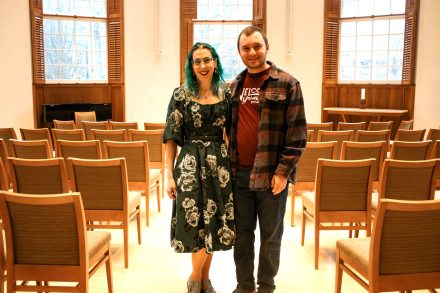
[68,158,127,211]
[426,128,440,142]
[82,121,109,140]
[367,121,393,131]
[8,157,69,194]
[0,127,17,155]
[398,119,413,130]
[109,121,139,130]
[53,120,76,130]
[19,128,53,150]
[341,141,387,183]
[316,130,353,157]
[57,140,102,160]
[74,111,96,129]
[10,139,52,159]
[128,129,165,169]
[389,140,431,160]
[379,159,439,201]
[431,140,440,159]
[307,122,333,142]
[296,141,338,183]
[0,160,7,191]
[143,122,166,130]
[394,129,426,142]
[337,122,366,140]
[0,139,11,184]
[356,129,391,144]
[372,199,440,280]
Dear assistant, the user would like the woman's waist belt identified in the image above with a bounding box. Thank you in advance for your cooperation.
[185,135,223,142]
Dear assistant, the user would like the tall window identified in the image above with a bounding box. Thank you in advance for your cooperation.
[194,0,252,80]
[338,0,406,83]
[42,0,108,82]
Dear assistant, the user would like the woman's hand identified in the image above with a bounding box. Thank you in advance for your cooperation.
[167,178,177,200]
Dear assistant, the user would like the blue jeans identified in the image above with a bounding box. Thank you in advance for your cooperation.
[233,168,288,292]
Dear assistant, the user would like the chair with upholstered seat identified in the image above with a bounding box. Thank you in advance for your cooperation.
[103,141,162,226]
[307,122,333,142]
[109,121,138,131]
[19,128,53,150]
[289,141,338,226]
[75,111,97,129]
[53,119,77,129]
[128,129,165,198]
[335,198,440,293]
[367,121,393,131]
[91,129,127,155]
[0,127,17,155]
[57,140,102,161]
[394,129,426,142]
[355,130,391,143]
[301,158,375,269]
[0,190,113,293]
[398,119,413,130]
[10,139,52,159]
[316,130,354,158]
[8,157,69,194]
[52,129,86,156]
[82,121,109,140]
[389,140,432,160]
[67,158,142,269]
[143,122,166,130]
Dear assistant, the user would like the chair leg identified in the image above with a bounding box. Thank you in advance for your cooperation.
[145,192,150,227]
[137,206,142,245]
[314,223,320,270]
[290,186,295,227]
[335,250,343,293]
[106,248,114,293]
[301,206,306,246]
[156,182,161,212]
[124,223,129,269]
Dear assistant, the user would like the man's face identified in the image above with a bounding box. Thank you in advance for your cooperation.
[238,31,269,73]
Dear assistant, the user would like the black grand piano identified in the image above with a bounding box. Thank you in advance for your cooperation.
[42,103,112,127]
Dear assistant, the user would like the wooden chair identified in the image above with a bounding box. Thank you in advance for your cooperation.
[306,129,313,142]
[398,119,413,130]
[57,140,102,161]
[128,129,165,198]
[67,158,142,269]
[290,141,338,226]
[355,130,391,143]
[109,121,138,131]
[0,139,11,188]
[0,190,113,293]
[91,129,127,155]
[53,119,77,129]
[316,130,354,158]
[431,140,440,189]
[0,160,7,191]
[75,111,97,129]
[371,159,439,218]
[82,121,109,140]
[143,122,166,130]
[10,139,52,159]
[103,141,162,226]
[301,158,375,269]
[52,129,86,156]
[336,199,440,293]
[0,127,17,155]
[426,128,440,142]
[340,141,387,190]
[8,157,69,194]
[307,122,333,142]
[337,122,366,140]
[389,140,432,160]
[394,129,426,141]
[19,128,53,150]
[367,121,393,131]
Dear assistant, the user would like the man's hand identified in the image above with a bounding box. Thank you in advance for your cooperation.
[271,174,288,195]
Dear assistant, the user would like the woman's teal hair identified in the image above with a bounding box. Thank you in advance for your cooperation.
[185,42,224,97]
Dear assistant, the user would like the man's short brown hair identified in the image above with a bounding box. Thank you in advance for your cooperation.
[237,26,269,51]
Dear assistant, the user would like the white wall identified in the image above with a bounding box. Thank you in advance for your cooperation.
[0,0,438,132]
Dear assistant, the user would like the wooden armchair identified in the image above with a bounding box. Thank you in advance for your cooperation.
[336,199,440,293]
[67,158,142,269]
[0,190,113,293]
[103,141,161,226]
[8,157,69,194]
[301,158,374,269]
[389,140,432,160]
[74,111,96,129]
[367,121,393,131]
[82,121,109,140]
[109,121,138,130]
[290,141,338,226]
[53,119,76,129]
[307,122,333,142]
[10,139,52,159]
[394,129,426,142]
[301,159,374,269]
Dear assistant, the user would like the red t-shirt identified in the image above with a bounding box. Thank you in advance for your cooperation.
[237,67,270,167]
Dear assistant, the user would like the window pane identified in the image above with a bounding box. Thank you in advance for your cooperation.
[341,0,358,18]
[357,21,372,35]
[342,0,404,18]
[340,52,356,66]
[374,0,390,15]
[358,0,373,17]
[373,19,389,35]
[390,0,405,14]
[372,35,388,50]
[389,34,403,50]
[197,0,252,20]
[340,66,355,80]
[340,36,356,51]
[357,35,372,51]
[372,51,388,66]
[341,22,356,36]
[390,18,405,34]
[372,66,387,80]
[43,0,106,17]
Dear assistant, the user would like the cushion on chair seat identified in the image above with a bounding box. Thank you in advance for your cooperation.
[150,168,161,181]
[302,191,315,216]
[87,231,111,261]
[336,237,370,276]
[128,191,141,211]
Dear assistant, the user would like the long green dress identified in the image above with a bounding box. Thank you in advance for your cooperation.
[163,86,235,254]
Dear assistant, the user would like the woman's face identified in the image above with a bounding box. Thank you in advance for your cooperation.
[192,48,217,84]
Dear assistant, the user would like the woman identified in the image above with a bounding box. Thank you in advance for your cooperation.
[163,42,235,293]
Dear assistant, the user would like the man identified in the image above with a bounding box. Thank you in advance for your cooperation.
[229,26,307,293]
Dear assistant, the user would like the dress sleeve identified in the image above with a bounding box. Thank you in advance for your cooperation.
[163,87,187,147]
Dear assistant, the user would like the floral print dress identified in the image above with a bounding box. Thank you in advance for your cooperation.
[163,86,235,254]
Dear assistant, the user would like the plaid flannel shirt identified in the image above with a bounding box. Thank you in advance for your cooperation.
[229,61,307,191]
